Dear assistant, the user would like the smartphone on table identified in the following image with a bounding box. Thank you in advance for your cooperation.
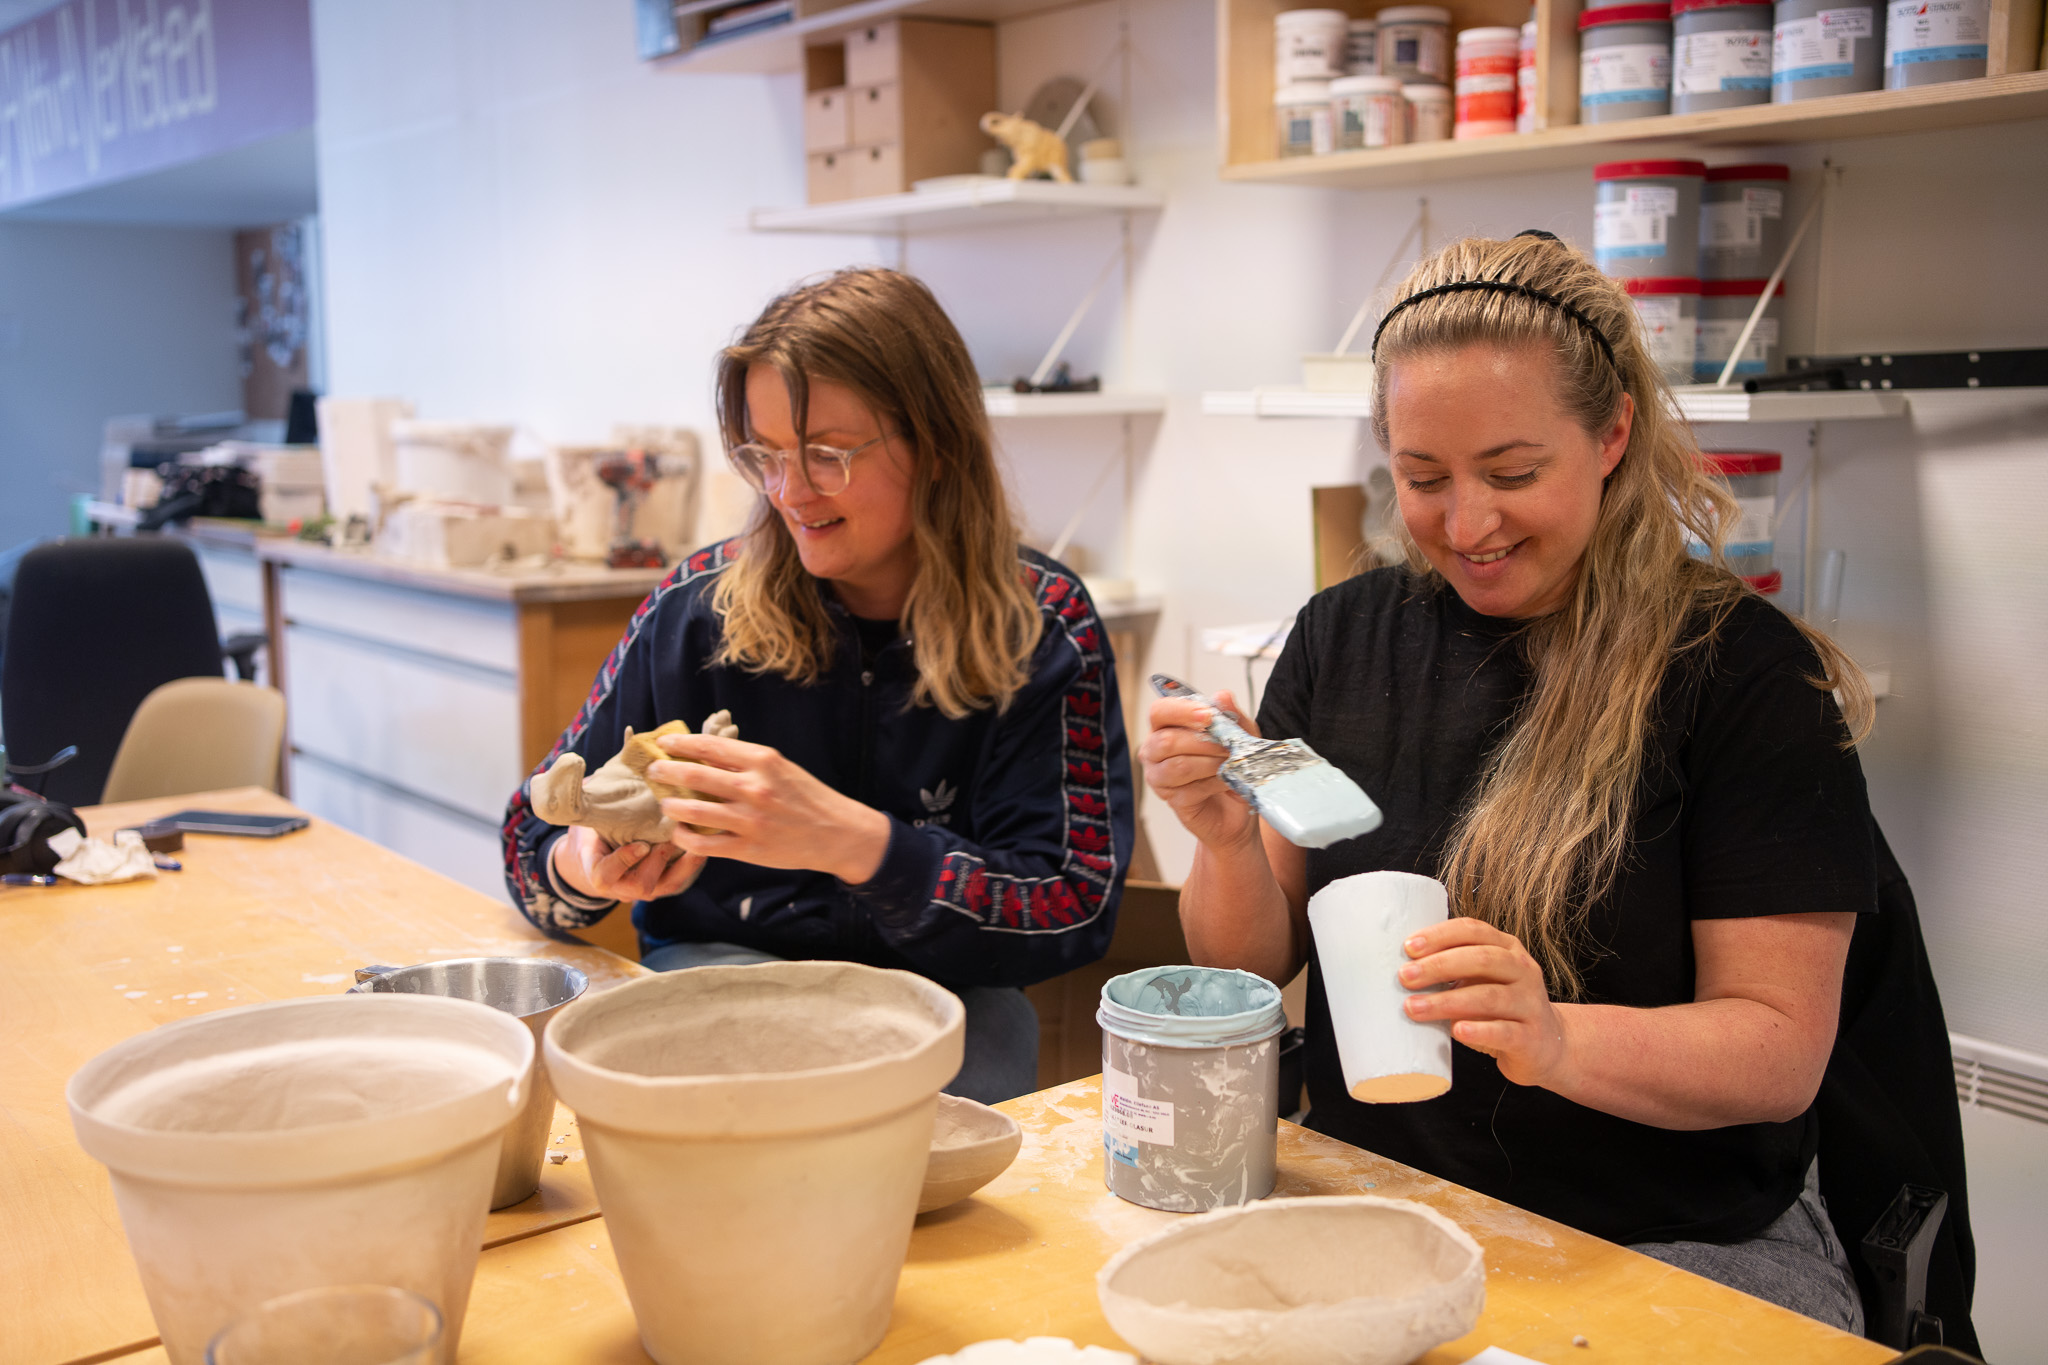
[159,811,310,838]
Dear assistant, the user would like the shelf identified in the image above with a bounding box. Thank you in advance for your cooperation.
[749,179,1163,235]
[983,389,1166,418]
[659,0,1090,76]
[1202,387,1912,423]
[1222,71,2048,191]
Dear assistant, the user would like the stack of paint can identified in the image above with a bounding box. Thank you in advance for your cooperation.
[1695,163,1789,382]
[1691,452,1783,594]
[1771,0,1885,100]
[1593,160,1704,385]
[1274,9,1349,157]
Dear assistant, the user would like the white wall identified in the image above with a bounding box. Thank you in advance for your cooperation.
[0,221,241,549]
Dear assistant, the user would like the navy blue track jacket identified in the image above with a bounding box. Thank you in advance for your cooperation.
[500,540,1133,989]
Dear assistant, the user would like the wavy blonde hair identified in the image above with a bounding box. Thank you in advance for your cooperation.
[1370,234,1873,1000]
[710,268,1040,718]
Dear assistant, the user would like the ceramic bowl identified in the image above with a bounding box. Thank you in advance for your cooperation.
[1095,1195,1485,1365]
[919,1093,1023,1213]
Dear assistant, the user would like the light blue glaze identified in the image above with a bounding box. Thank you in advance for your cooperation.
[1098,966,1287,1048]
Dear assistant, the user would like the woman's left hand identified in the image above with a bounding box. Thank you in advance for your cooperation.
[647,733,893,886]
[1398,917,1572,1089]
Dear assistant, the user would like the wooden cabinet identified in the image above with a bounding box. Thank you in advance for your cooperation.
[802,18,995,202]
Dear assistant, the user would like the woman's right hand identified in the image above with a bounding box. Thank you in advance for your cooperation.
[550,824,707,903]
[1141,690,1262,851]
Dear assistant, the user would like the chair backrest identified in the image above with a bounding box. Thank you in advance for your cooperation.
[0,538,225,806]
[101,678,287,805]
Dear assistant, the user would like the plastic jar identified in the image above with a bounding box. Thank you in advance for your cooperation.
[1695,278,1786,381]
[1404,81,1455,140]
[1593,159,1705,278]
[1622,276,1701,385]
[1517,18,1539,131]
[1772,0,1884,100]
[1099,966,1287,1213]
[1701,163,1788,278]
[1580,4,1674,121]
[1455,26,1522,137]
[1885,0,1987,86]
[1333,75,1408,148]
[1673,0,1774,109]
[1276,9,1351,82]
[1379,5,1453,83]
[1347,18,1381,74]
[1276,81,1336,157]
[1695,451,1781,576]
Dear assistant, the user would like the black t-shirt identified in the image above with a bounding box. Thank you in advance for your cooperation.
[1257,567,1877,1245]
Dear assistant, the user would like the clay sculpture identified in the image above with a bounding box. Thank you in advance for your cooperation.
[919,1093,1023,1213]
[529,711,737,847]
[980,111,1071,182]
[1095,1195,1485,1365]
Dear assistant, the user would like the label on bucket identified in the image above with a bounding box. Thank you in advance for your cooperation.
[1104,1066,1175,1149]
[1702,188,1784,250]
[1580,43,1672,106]
[1773,8,1871,84]
[1675,29,1772,92]
[1697,318,1781,373]
[1885,0,1988,65]
[1594,187,1676,258]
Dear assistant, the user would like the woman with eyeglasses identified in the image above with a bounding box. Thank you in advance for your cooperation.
[501,268,1134,1102]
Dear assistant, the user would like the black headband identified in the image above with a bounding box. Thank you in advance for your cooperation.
[1371,247,1619,371]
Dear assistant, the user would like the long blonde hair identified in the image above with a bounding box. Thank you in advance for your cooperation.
[710,268,1040,718]
[1370,234,1873,1000]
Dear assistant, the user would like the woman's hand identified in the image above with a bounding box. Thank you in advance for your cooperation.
[550,823,707,903]
[1140,690,1261,850]
[1399,917,1573,1090]
[649,733,893,886]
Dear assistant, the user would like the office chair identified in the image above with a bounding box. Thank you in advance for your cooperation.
[101,678,287,804]
[0,538,262,807]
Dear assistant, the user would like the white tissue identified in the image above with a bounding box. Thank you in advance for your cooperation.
[48,828,158,885]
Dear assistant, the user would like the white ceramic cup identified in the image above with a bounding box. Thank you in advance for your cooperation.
[1306,870,1454,1102]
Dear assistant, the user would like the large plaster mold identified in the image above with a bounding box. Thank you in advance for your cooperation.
[920,1093,1023,1213]
[1095,1195,1485,1365]
[544,962,966,1365]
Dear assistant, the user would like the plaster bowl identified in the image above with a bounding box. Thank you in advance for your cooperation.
[919,1094,1024,1214]
[1095,1196,1485,1365]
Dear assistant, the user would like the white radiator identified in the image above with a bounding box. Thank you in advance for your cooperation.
[1951,1033,2048,1129]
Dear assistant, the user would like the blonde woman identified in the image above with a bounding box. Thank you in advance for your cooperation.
[1145,234,1882,1327]
[503,268,1133,1102]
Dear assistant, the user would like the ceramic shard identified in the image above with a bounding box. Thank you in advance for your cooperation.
[530,710,737,847]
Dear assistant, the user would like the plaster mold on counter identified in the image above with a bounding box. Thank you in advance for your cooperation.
[921,1093,1024,1213]
[1096,1196,1486,1365]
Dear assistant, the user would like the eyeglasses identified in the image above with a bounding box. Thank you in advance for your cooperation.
[726,434,887,497]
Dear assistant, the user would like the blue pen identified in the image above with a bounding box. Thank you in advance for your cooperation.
[3,874,56,886]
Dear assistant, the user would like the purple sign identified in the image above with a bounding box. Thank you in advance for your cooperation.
[0,0,313,211]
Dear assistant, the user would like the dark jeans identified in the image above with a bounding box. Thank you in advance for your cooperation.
[639,940,1040,1104]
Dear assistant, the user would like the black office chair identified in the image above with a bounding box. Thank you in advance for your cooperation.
[0,538,263,807]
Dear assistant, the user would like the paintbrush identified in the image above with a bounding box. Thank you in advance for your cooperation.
[1151,674,1384,849]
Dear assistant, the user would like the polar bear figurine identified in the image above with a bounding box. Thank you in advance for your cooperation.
[529,710,738,848]
[979,111,1071,182]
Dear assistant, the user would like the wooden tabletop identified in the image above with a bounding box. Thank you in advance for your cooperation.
[12,791,1891,1365]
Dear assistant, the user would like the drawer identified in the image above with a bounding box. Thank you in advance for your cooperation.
[281,566,518,673]
[193,546,266,616]
[289,751,508,899]
[803,87,849,153]
[845,21,898,86]
[849,82,900,148]
[807,148,856,204]
[847,142,904,199]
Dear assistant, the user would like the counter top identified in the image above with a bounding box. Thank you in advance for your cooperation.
[255,537,673,605]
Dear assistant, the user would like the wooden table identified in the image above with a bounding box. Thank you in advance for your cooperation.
[11,792,1891,1365]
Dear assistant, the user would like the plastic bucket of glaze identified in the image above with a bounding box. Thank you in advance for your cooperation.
[1673,0,1774,109]
[1773,0,1884,100]
[1695,277,1786,382]
[1306,872,1453,1104]
[350,957,589,1209]
[1623,276,1702,385]
[1885,0,1987,86]
[1404,81,1455,140]
[1334,75,1408,148]
[1701,163,1788,278]
[1277,80,1337,156]
[1580,4,1674,121]
[1594,159,1705,278]
[1379,5,1453,83]
[1277,8,1352,82]
[1098,966,1287,1213]
[1693,450,1781,576]
[1347,18,1381,73]
[1454,26,1521,137]
[67,995,533,1365]
[545,962,964,1365]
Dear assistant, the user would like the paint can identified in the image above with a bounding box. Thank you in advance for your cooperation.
[1276,80,1337,157]
[1347,18,1381,74]
[1673,0,1775,110]
[1378,5,1454,84]
[1579,4,1674,122]
[1455,26,1522,137]
[1333,75,1409,148]
[1099,965,1286,1213]
[1622,275,1702,386]
[1404,81,1456,140]
[1701,162,1789,279]
[1594,159,1705,278]
[1772,0,1884,100]
[1695,278,1786,381]
[1693,451,1781,577]
[1884,0,1988,86]
[1518,18,1540,131]
[1277,8,1352,82]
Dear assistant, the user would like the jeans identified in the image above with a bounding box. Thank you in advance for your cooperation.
[1630,1159,1866,1334]
[639,940,1041,1105]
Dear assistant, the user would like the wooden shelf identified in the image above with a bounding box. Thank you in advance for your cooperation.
[983,389,1166,417]
[1202,386,1911,423]
[659,0,1080,75]
[750,178,1162,234]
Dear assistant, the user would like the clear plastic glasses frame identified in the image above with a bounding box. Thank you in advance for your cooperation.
[725,434,887,497]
